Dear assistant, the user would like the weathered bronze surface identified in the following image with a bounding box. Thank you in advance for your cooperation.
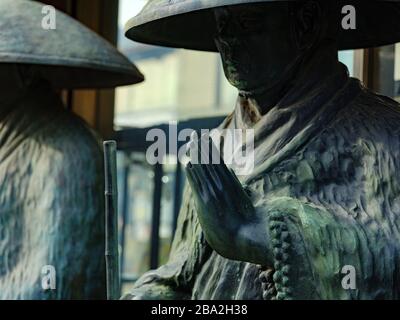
[125,0,400,51]
[0,0,143,299]
[0,66,106,299]
[0,0,144,88]
[124,1,400,299]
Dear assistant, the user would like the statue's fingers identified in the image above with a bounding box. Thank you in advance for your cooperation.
[193,135,225,192]
[196,159,223,193]
[215,160,239,188]
[191,163,216,203]
[186,162,204,195]
[187,164,222,217]
[197,163,222,202]
[206,164,223,191]
[202,170,220,201]
[186,163,203,195]
[205,138,224,188]
[212,165,255,217]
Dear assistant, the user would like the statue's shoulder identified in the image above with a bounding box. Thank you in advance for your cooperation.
[38,105,102,159]
[353,85,400,123]
[23,104,104,176]
[331,83,400,140]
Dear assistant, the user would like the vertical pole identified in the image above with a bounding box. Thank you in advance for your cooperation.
[150,163,163,269]
[103,141,120,300]
[119,156,131,284]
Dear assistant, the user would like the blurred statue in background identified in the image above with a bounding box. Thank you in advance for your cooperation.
[123,0,400,300]
[0,0,143,299]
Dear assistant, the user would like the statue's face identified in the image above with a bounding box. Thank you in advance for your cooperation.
[213,4,301,92]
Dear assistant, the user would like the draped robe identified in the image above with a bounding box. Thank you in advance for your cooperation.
[125,59,400,300]
[0,81,105,299]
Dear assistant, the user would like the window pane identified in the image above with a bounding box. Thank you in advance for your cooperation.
[339,50,355,76]
[117,153,153,285]
[395,43,400,101]
[158,159,178,266]
[371,43,400,100]
[117,151,182,295]
[116,0,237,128]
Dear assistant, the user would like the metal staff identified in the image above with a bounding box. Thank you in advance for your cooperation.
[103,140,120,300]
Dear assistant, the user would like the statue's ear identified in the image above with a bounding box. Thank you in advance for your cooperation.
[293,1,322,50]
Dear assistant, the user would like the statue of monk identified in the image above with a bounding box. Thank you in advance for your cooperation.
[123,0,400,299]
[0,0,143,299]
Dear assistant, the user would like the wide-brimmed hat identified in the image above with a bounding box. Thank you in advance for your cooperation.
[125,0,400,51]
[0,0,144,89]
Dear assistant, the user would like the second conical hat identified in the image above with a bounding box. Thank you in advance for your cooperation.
[0,0,144,89]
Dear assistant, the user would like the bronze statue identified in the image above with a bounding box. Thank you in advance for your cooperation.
[0,0,143,299]
[124,0,400,299]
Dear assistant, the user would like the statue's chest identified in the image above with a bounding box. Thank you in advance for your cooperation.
[246,130,362,204]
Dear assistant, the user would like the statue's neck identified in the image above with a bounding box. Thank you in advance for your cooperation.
[0,88,25,122]
[239,42,346,116]
[0,79,58,124]
[0,65,29,122]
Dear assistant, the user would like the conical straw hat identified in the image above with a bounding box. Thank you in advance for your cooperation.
[0,0,144,88]
[125,0,400,51]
